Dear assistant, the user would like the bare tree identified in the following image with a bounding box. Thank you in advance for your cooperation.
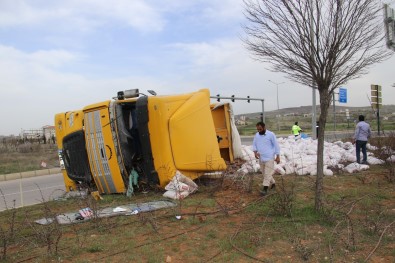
[243,0,393,210]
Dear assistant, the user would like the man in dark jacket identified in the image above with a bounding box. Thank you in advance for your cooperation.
[353,115,371,164]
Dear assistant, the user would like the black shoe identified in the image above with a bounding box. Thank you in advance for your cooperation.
[260,186,269,196]
[271,184,276,189]
[362,161,368,165]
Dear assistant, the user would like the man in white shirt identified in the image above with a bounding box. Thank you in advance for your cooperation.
[252,122,280,196]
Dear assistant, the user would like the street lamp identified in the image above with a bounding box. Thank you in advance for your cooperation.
[310,0,317,140]
[268,80,285,131]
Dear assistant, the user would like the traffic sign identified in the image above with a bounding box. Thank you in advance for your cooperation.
[371,97,382,104]
[371,84,382,109]
[371,90,382,97]
[371,84,382,92]
[339,87,347,103]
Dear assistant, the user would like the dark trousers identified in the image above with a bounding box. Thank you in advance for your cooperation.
[356,140,367,164]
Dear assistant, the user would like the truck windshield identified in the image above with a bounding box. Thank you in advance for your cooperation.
[62,130,92,183]
[114,102,141,177]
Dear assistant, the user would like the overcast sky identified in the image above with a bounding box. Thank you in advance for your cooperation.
[0,0,394,136]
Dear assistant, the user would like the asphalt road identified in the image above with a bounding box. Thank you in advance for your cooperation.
[240,136,253,145]
[0,173,65,212]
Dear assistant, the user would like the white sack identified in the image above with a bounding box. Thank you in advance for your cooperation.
[309,166,333,176]
[333,141,343,147]
[240,145,256,161]
[345,153,357,163]
[274,164,286,175]
[239,134,385,177]
[324,168,334,176]
[163,190,190,200]
[387,155,395,162]
[284,163,295,174]
[163,171,198,200]
[343,163,370,174]
[367,157,385,165]
[367,143,378,151]
[343,142,354,150]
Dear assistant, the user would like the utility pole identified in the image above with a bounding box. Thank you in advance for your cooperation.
[332,92,337,132]
[384,4,395,51]
[370,85,382,136]
[268,80,284,131]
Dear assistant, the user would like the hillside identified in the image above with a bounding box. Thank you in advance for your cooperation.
[236,104,395,119]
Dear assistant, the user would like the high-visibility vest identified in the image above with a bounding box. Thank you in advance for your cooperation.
[292,125,301,135]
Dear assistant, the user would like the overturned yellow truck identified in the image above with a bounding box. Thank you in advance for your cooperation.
[55,89,241,194]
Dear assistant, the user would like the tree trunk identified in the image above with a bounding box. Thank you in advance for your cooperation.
[314,89,332,211]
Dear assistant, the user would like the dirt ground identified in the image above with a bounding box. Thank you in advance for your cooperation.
[1,164,394,263]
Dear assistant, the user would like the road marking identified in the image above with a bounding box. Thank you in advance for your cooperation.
[0,185,65,197]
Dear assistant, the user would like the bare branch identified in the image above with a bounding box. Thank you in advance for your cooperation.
[243,0,393,90]
[243,0,393,211]
[364,220,395,262]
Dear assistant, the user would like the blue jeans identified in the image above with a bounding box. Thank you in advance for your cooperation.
[356,140,367,164]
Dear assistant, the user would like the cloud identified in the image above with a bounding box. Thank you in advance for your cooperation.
[165,37,395,115]
[198,0,245,22]
[160,39,284,112]
[170,40,243,69]
[0,0,165,32]
[0,0,394,136]
[0,44,170,135]
[0,45,79,93]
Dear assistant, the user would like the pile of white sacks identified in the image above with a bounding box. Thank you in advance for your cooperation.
[238,136,394,176]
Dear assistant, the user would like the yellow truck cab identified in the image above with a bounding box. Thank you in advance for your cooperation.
[55,89,239,194]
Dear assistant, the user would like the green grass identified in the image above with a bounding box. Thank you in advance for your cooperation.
[0,165,394,262]
[0,144,59,174]
[87,245,103,253]
[236,115,395,136]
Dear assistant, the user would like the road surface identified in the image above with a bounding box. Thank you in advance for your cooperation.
[0,173,65,212]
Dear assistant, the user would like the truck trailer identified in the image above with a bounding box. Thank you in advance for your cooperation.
[55,89,241,194]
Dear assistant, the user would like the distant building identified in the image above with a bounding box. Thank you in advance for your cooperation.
[43,125,55,142]
[235,119,247,125]
[20,129,42,140]
[20,125,55,142]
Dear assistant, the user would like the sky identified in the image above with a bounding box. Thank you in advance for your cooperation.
[0,0,394,136]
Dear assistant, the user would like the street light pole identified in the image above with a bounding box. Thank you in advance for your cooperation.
[268,80,285,131]
[310,0,317,140]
